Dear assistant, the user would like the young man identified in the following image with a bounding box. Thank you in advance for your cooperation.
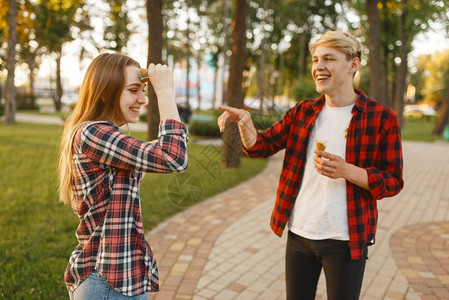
[217,31,403,299]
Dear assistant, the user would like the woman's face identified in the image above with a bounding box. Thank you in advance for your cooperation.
[118,65,147,125]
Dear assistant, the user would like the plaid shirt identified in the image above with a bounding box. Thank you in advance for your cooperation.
[244,90,403,259]
[65,119,188,296]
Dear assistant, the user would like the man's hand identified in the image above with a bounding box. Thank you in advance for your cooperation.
[217,105,251,131]
[217,105,257,148]
[314,150,369,190]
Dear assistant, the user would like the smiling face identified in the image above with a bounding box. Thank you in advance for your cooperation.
[118,65,147,125]
[311,46,359,98]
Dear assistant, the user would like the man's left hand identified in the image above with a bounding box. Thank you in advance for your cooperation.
[313,150,348,179]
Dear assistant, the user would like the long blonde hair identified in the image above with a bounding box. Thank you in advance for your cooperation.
[58,53,140,204]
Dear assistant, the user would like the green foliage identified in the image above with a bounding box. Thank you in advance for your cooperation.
[412,50,449,105]
[104,0,130,51]
[34,0,90,53]
[17,93,39,110]
[0,122,267,299]
[250,109,284,130]
[290,76,319,101]
[188,120,220,137]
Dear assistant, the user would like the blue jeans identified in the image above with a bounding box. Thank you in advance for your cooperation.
[286,231,367,300]
[68,271,148,300]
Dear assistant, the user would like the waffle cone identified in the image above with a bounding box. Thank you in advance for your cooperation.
[139,68,149,83]
[315,140,326,151]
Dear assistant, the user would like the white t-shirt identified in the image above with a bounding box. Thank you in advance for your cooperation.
[288,102,354,241]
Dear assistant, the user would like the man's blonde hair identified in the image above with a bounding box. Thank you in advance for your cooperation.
[309,31,362,61]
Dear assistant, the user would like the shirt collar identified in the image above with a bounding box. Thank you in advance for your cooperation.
[353,89,368,113]
[312,89,368,114]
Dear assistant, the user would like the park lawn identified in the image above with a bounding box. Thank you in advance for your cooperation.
[0,122,267,299]
[401,118,444,142]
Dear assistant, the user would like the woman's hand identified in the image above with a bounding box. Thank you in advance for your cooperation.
[147,63,180,121]
[147,63,175,99]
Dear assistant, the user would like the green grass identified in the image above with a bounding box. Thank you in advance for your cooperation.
[401,119,444,142]
[17,109,69,118]
[0,122,267,299]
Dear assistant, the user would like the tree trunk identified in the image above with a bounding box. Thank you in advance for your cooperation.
[381,0,391,107]
[278,52,285,96]
[257,45,266,112]
[222,0,247,169]
[146,0,163,140]
[196,54,201,110]
[366,0,386,103]
[185,0,191,107]
[394,0,407,128]
[5,0,17,124]
[257,0,269,112]
[211,59,218,109]
[54,51,63,112]
[29,70,36,108]
[221,0,230,106]
[432,84,449,135]
[298,32,307,78]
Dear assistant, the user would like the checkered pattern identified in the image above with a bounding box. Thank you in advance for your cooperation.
[244,90,403,259]
[65,119,188,296]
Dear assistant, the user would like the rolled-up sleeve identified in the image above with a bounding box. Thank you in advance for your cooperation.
[80,119,188,173]
[242,107,295,158]
[366,115,403,199]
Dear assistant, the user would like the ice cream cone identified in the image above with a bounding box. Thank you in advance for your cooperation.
[316,139,326,151]
[139,68,149,83]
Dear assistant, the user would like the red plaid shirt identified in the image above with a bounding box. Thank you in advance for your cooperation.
[244,90,403,259]
[65,119,188,296]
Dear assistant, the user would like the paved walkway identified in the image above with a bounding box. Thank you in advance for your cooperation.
[11,113,449,298]
[146,141,449,300]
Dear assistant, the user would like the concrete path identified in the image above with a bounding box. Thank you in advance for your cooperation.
[146,141,449,300]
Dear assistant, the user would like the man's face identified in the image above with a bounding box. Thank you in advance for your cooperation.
[311,46,357,96]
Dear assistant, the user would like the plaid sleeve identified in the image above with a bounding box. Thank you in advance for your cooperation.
[366,112,404,199]
[80,119,188,173]
[243,105,296,157]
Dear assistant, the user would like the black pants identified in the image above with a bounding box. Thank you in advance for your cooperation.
[286,231,367,300]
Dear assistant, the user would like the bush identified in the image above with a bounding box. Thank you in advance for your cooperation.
[290,76,319,100]
[188,120,220,137]
[17,94,39,110]
[250,110,284,130]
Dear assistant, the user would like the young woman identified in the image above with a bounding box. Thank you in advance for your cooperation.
[58,53,188,299]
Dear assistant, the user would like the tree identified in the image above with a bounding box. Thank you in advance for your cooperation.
[4,0,17,125]
[366,0,386,103]
[17,0,41,110]
[354,0,448,119]
[394,0,407,127]
[146,0,163,140]
[414,50,449,135]
[222,0,247,168]
[433,84,449,135]
[34,0,90,112]
[104,0,130,51]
